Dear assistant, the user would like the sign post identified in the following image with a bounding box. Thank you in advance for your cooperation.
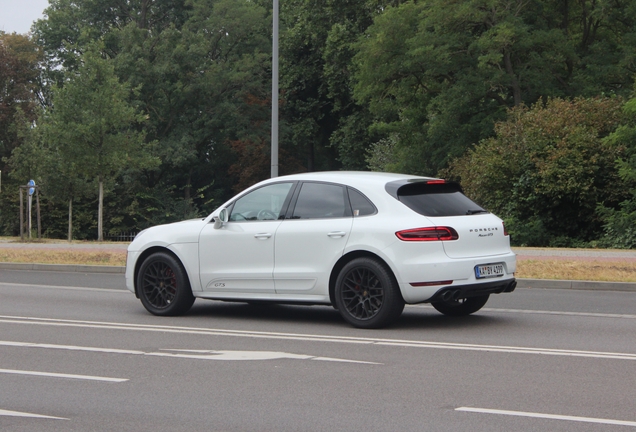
[27,180,35,239]
[19,181,41,241]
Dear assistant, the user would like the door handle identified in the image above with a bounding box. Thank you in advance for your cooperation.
[327,231,346,238]
[254,233,272,240]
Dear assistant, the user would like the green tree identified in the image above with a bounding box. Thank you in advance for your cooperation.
[32,0,191,79]
[115,0,273,210]
[34,0,276,226]
[45,45,156,241]
[0,32,44,235]
[280,0,400,171]
[0,33,42,160]
[7,120,95,241]
[598,92,636,248]
[354,0,636,176]
[448,97,626,246]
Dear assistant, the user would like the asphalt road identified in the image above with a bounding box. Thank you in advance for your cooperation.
[1,270,635,431]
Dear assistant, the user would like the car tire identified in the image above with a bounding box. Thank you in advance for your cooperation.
[137,252,195,316]
[431,294,489,316]
[334,257,404,329]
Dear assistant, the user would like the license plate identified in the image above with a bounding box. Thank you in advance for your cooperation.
[475,263,504,279]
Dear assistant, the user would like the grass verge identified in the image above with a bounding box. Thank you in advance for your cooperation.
[0,249,126,267]
[516,259,636,283]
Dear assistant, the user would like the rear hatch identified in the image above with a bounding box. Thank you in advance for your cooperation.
[427,213,509,258]
[388,179,510,259]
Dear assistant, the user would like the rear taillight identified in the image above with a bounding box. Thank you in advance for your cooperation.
[503,222,508,236]
[425,180,446,184]
[396,227,459,241]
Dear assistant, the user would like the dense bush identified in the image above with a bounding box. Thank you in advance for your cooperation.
[448,97,627,247]
[598,95,636,248]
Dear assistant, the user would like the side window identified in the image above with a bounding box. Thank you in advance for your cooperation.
[292,183,348,219]
[230,183,293,221]
[347,188,377,217]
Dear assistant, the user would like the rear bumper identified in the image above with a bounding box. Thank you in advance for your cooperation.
[427,278,517,303]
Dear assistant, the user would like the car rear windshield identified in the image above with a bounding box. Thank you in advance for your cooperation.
[391,181,487,217]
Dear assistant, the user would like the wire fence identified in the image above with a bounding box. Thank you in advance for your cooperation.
[106,232,138,242]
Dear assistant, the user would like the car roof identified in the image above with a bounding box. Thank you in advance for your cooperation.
[259,171,437,190]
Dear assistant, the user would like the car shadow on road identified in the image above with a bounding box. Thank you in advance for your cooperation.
[186,301,344,325]
[182,300,511,331]
[394,308,510,330]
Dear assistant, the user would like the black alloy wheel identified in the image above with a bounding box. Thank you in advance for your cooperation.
[137,252,195,316]
[335,257,404,329]
[431,294,490,316]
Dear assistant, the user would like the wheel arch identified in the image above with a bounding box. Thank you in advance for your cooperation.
[133,246,190,298]
[328,250,401,306]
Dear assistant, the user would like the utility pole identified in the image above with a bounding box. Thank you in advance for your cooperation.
[271,0,279,178]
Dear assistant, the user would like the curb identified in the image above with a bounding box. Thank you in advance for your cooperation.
[0,262,125,274]
[2,262,635,292]
[516,278,636,292]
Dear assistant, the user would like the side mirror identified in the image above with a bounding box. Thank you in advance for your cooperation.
[214,208,228,229]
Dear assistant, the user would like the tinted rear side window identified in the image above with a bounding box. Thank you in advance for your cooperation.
[292,182,348,219]
[396,182,487,217]
[347,188,377,217]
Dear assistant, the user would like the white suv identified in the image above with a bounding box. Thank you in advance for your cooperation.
[126,171,516,328]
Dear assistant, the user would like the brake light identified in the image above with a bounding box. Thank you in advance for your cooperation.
[425,180,446,184]
[396,227,459,241]
[503,222,508,236]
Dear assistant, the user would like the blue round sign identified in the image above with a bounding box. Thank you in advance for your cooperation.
[28,179,35,196]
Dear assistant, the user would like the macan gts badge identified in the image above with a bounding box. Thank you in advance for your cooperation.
[125,171,517,328]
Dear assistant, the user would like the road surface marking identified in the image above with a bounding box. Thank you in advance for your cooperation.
[456,407,636,427]
[0,341,379,364]
[0,368,127,382]
[408,304,636,319]
[1,315,636,361]
[483,307,636,319]
[0,282,125,293]
[154,349,380,363]
[0,408,67,420]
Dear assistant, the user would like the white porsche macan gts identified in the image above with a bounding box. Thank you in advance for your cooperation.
[125,171,517,328]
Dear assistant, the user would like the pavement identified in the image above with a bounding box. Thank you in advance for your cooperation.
[1,241,635,292]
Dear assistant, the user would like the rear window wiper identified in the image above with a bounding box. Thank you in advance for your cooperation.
[466,209,489,215]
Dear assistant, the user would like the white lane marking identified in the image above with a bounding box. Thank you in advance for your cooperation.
[1,315,636,361]
[0,340,146,355]
[0,368,127,382]
[0,408,67,420]
[0,282,125,293]
[408,304,636,320]
[484,307,636,319]
[155,349,380,364]
[0,341,378,364]
[456,407,636,427]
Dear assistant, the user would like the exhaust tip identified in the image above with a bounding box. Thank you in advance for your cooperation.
[440,289,462,302]
[505,280,517,292]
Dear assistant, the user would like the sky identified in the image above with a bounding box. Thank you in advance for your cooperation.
[0,0,50,34]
